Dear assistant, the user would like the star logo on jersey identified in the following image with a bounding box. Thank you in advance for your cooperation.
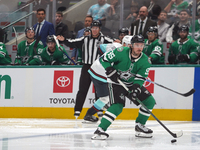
[119,93,125,100]
[119,64,135,81]
[0,46,3,50]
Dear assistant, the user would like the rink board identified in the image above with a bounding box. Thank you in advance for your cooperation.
[0,66,198,121]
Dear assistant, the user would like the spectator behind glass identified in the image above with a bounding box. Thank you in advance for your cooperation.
[168,25,199,64]
[166,9,191,43]
[55,11,69,43]
[87,0,110,21]
[130,6,157,38]
[164,0,189,22]
[33,8,55,47]
[125,2,139,21]
[107,0,120,21]
[147,0,162,21]
[71,16,93,61]
[14,27,44,65]
[157,10,170,42]
[188,5,200,43]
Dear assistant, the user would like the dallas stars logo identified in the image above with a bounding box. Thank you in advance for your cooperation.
[118,64,135,81]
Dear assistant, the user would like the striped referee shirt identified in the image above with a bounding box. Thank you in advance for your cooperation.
[64,32,113,64]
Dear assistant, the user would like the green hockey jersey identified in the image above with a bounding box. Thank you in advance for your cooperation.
[15,40,44,65]
[143,39,164,64]
[168,38,199,64]
[40,45,71,65]
[0,42,11,65]
[100,46,151,87]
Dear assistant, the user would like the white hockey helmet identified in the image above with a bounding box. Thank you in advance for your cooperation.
[122,35,132,47]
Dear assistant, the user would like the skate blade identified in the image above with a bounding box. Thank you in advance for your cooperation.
[82,120,98,124]
[135,131,153,138]
[91,134,108,140]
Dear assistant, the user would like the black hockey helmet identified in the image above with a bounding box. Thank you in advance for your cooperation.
[119,27,129,35]
[131,34,145,44]
[178,25,189,33]
[91,20,102,28]
[25,27,35,34]
[46,35,56,43]
[84,27,91,33]
[146,26,158,34]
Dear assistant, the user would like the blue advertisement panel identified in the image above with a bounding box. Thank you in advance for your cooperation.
[193,67,200,121]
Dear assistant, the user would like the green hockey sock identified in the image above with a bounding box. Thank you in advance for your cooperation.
[99,103,123,131]
[136,95,155,125]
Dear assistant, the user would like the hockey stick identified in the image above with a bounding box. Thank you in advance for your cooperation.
[135,75,195,97]
[13,27,21,65]
[53,35,77,65]
[33,36,41,54]
[117,79,183,138]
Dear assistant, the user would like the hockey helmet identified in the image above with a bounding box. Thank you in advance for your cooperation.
[119,27,129,35]
[146,26,158,35]
[46,35,56,43]
[84,27,91,33]
[178,25,189,33]
[131,34,145,45]
[91,20,102,28]
[122,35,132,46]
[25,27,35,34]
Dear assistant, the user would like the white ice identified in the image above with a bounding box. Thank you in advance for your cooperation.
[0,119,199,150]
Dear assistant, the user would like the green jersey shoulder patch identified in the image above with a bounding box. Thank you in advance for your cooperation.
[117,47,123,52]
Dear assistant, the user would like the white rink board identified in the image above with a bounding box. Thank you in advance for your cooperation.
[0,67,194,109]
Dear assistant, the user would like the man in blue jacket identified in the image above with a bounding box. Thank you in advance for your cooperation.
[33,8,55,47]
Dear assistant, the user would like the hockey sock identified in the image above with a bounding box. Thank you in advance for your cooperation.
[99,103,123,131]
[136,95,155,125]
[87,98,105,115]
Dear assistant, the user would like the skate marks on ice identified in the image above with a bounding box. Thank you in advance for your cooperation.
[0,119,199,150]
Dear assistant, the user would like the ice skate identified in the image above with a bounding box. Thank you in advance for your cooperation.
[74,111,80,120]
[82,114,99,124]
[135,123,153,138]
[91,127,109,140]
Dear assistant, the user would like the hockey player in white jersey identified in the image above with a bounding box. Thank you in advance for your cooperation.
[83,35,133,123]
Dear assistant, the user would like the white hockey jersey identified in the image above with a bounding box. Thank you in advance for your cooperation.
[88,43,122,83]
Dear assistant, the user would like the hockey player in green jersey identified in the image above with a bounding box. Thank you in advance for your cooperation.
[14,27,44,65]
[168,25,199,64]
[143,26,164,64]
[91,35,156,140]
[39,35,70,65]
[0,28,11,65]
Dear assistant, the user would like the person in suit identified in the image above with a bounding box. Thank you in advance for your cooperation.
[33,8,55,47]
[55,11,69,43]
[130,6,157,39]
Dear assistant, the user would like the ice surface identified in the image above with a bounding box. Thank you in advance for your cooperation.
[0,119,199,150]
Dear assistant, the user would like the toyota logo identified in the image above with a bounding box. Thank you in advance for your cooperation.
[143,77,151,87]
[56,76,70,87]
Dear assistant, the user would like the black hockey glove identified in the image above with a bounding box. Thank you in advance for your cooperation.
[127,84,141,106]
[51,60,60,65]
[177,54,190,62]
[168,54,176,64]
[105,66,119,83]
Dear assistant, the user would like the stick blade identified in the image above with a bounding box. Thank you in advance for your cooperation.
[174,130,183,138]
[182,88,195,97]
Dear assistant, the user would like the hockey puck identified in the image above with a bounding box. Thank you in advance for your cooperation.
[171,139,177,143]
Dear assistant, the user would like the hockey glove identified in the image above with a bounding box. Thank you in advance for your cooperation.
[177,54,190,62]
[105,67,119,83]
[127,84,141,106]
[168,54,176,64]
[51,60,60,65]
